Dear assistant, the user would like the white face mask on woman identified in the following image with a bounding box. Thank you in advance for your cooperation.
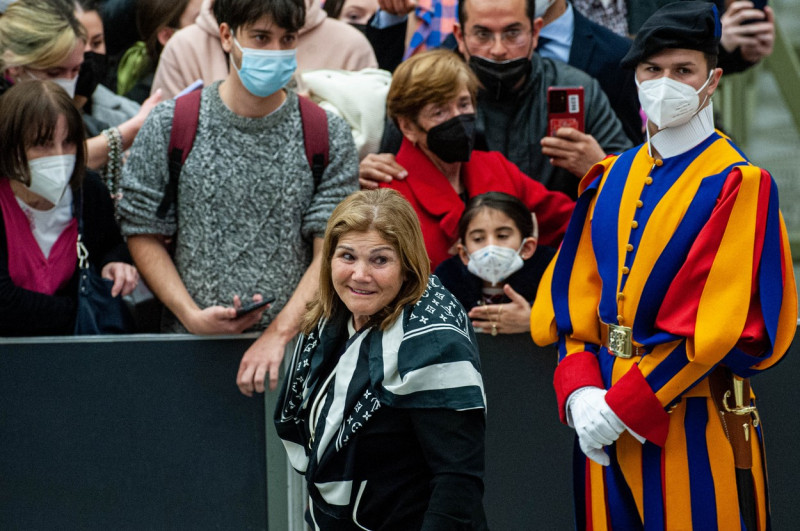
[27,154,75,205]
[25,70,78,98]
[467,242,526,286]
[636,70,714,129]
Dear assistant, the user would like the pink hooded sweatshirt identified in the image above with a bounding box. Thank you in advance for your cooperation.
[151,0,378,98]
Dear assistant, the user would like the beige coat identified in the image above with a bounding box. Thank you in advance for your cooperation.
[151,0,378,98]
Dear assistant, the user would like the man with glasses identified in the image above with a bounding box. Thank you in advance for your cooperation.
[361,0,631,199]
[453,0,631,197]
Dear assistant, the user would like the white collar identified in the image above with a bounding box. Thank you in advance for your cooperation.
[648,103,715,159]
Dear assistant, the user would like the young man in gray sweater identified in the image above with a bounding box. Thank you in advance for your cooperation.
[118,0,358,395]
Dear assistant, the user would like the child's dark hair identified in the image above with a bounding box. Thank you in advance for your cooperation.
[213,0,305,35]
[458,192,536,242]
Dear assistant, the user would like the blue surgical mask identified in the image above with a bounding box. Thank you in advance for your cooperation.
[231,37,297,98]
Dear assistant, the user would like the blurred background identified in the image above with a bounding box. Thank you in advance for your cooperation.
[718,0,800,293]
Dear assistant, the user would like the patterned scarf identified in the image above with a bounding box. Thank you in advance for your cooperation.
[275,276,485,516]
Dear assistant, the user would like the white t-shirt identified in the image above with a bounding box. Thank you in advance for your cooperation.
[15,187,73,259]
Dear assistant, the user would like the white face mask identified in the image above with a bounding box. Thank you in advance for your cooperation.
[467,242,525,286]
[27,154,76,205]
[636,70,714,129]
[51,76,78,98]
[26,70,79,98]
[535,0,556,17]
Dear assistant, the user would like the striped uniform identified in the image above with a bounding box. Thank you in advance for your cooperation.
[532,131,797,530]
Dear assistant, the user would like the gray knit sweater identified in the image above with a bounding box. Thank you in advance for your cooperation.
[118,82,359,332]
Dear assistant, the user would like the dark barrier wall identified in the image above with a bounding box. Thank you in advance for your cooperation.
[0,335,269,531]
[476,333,574,530]
[1,332,797,530]
[476,332,800,531]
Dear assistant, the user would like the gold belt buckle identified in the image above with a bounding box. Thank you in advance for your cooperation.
[607,323,633,359]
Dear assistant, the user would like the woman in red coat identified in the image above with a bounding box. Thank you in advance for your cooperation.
[380,49,574,269]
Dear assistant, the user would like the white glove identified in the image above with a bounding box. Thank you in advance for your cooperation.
[567,387,626,466]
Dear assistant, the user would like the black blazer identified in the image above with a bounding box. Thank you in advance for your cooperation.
[569,8,644,145]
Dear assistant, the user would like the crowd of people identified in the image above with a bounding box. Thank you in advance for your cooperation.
[0,0,794,529]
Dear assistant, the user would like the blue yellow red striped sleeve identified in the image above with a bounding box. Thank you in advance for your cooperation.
[532,160,612,421]
[607,164,796,444]
[532,139,797,440]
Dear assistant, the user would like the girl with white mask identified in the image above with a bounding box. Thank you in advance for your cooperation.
[435,192,557,335]
[0,80,138,336]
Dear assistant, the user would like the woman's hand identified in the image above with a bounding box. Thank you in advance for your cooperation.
[359,153,408,189]
[101,262,140,297]
[118,89,163,150]
[467,284,531,335]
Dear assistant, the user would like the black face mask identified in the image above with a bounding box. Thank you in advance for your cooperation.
[349,23,369,37]
[75,51,108,99]
[424,114,476,163]
[468,55,532,101]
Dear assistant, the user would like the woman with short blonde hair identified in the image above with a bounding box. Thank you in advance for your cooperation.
[386,48,478,124]
[0,0,160,172]
[0,0,85,74]
[277,188,488,529]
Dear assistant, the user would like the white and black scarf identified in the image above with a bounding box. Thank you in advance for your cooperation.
[275,276,486,517]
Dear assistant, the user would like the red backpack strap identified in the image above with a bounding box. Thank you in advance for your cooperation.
[297,95,329,191]
[156,89,202,219]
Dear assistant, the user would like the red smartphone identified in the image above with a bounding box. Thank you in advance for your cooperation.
[547,86,585,136]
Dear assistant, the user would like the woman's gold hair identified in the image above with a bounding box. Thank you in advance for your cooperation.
[386,48,478,123]
[0,0,86,72]
[303,189,431,334]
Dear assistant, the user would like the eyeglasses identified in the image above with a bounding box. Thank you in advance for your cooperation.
[465,27,532,50]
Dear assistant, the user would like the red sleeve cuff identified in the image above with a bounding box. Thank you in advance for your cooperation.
[605,365,670,447]
[553,352,604,424]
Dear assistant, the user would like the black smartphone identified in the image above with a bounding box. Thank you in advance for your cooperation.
[235,295,275,318]
[743,0,767,24]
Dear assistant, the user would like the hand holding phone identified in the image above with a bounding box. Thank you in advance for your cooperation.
[235,295,275,318]
[547,86,585,136]
[743,0,768,25]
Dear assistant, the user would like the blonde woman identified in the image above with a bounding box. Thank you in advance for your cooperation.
[0,0,160,171]
[275,188,488,529]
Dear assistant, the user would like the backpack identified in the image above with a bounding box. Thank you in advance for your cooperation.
[155,89,330,219]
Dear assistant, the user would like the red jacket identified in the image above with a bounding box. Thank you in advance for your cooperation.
[382,138,575,269]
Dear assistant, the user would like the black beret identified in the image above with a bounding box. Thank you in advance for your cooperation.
[620,2,722,69]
